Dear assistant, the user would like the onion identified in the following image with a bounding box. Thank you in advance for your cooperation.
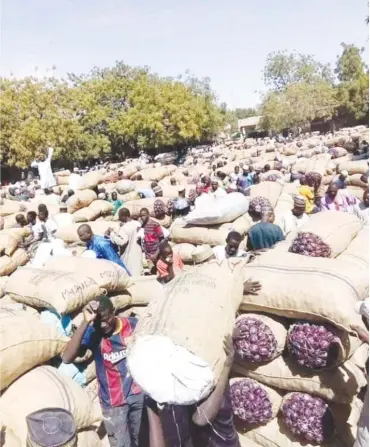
[287,322,341,370]
[234,316,278,363]
[249,196,273,216]
[289,232,331,258]
[230,379,274,424]
[281,392,334,443]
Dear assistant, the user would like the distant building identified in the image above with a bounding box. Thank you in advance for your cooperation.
[238,116,263,137]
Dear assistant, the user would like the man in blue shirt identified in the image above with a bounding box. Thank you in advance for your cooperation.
[77,224,131,276]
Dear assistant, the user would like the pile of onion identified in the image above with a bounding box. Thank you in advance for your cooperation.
[234,315,286,363]
[281,392,335,443]
[287,322,341,370]
[289,232,331,258]
[230,378,279,425]
[249,196,273,216]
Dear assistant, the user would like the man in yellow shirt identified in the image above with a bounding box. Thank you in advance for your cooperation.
[298,175,315,213]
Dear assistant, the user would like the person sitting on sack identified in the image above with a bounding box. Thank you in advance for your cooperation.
[156,241,184,284]
[353,189,369,225]
[77,224,131,275]
[62,297,144,447]
[209,179,227,199]
[277,195,310,237]
[109,191,123,216]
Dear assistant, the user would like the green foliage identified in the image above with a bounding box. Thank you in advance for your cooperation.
[223,107,258,132]
[0,62,223,168]
[335,43,367,82]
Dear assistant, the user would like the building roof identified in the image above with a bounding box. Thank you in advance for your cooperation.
[238,116,263,128]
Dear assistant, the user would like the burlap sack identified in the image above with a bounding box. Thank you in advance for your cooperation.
[55,170,71,177]
[235,313,287,360]
[0,275,9,296]
[0,314,69,390]
[132,180,153,190]
[121,198,171,220]
[338,160,368,175]
[81,171,103,189]
[153,214,172,229]
[133,167,169,181]
[3,213,24,229]
[45,257,132,292]
[67,190,97,214]
[127,259,247,404]
[118,191,140,202]
[84,361,96,384]
[240,251,367,331]
[1,366,101,445]
[346,186,366,201]
[249,182,283,208]
[337,226,368,271]
[5,267,103,314]
[294,210,363,258]
[0,256,17,277]
[89,199,113,216]
[348,173,367,188]
[230,377,282,421]
[0,228,30,256]
[0,200,24,217]
[126,275,165,305]
[304,153,332,176]
[172,243,196,263]
[56,175,70,185]
[115,180,135,194]
[72,207,99,222]
[55,221,120,243]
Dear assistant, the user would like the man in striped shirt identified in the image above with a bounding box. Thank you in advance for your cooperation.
[138,208,165,263]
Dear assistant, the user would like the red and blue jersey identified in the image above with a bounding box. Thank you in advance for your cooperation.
[82,317,141,408]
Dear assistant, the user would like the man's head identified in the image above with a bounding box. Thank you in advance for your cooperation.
[39,152,46,162]
[15,214,27,227]
[118,207,131,223]
[44,188,52,196]
[27,211,37,225]
[159,241,173,262]
[211,180,219,191]
[292,195,306,217]
[67,189,75,198]
[363,190,369,208]
[117,170,123,180]
[94,296,116,336]
[178,187,186,198]
[242,165,248,175]
[225,231,242,256]
[59,203,68,213]
[195,184,203,196]
[261,210,275,223]
[170,178,177,186]
[264,164,271,173]
[77,224,93,243]
[212,165,216,172]
[193,158,198,165]
[153,185,163,197]
[327,183,339,200]
[299,175,307,186]
[139,208,150,226]
[234,166,240,175]
[38,204,49,222]
[111,192,118,201]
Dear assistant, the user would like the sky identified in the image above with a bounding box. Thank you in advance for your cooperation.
[1,0,368,108]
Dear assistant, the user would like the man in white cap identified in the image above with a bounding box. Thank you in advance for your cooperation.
[276,195,310,236]
[352,299,369,447]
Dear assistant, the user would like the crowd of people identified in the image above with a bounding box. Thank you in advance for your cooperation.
[1,139,369,447]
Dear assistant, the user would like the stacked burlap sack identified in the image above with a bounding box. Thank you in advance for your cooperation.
[0,257,160,446]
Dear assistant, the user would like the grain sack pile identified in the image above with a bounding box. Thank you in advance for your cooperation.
[0,125,368,446]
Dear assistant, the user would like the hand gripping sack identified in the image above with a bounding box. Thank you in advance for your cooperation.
[249,182,283,208]
[44,257,132,292]
[183,192,249,226]
[0,314,69,390]
[293,211,363,258]
[240,251,367,331]
[127,259,247,404]
[0,366,101,446]
[5,267,103,315]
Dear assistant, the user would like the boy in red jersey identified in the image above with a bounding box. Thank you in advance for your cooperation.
[62,297,143,447]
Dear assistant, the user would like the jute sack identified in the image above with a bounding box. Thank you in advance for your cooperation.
[77,430,101,447]
[56,175,70,185]
[67,190,97,214]
[55,169,71,177]
[127,259,247,404]
[81,171,103,189]
[346,186,366,201]
[121,198,171,220]
[348,173,368,188]
[1,366,101,446]
[172,243,196,263]
[0,200,25,217]
[55,221,120,243]
[338,160,368,175]
[230,377,282,422]
[72,207,99,223]
[134,167,169,182]
[115,180,135,194]
[0,228,30,256]
[44,257,132,292]
[0,315,69,390]
[88,199,114,216]
[132,180,153,190]
[337,226,368,271]
[3,213,25,229]
[240,251,367,331]
[0,303,39,318]
[249,182,283,208]
[126,275,165,305]
[84,360,96,384]
[117,191,140,203]
[294,211,363,257]
[304,153,332,176]
[0,275,9,296]
[5,267,103,314]
[0,256,17,277]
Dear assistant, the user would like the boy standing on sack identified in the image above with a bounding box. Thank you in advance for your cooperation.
[62,297,144,447]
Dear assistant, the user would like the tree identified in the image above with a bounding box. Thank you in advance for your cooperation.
[335,43,367,82]
[263,51,333,91]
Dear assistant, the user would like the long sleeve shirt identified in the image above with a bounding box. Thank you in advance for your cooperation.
[31,148,56,189]
[86,235,131,275]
